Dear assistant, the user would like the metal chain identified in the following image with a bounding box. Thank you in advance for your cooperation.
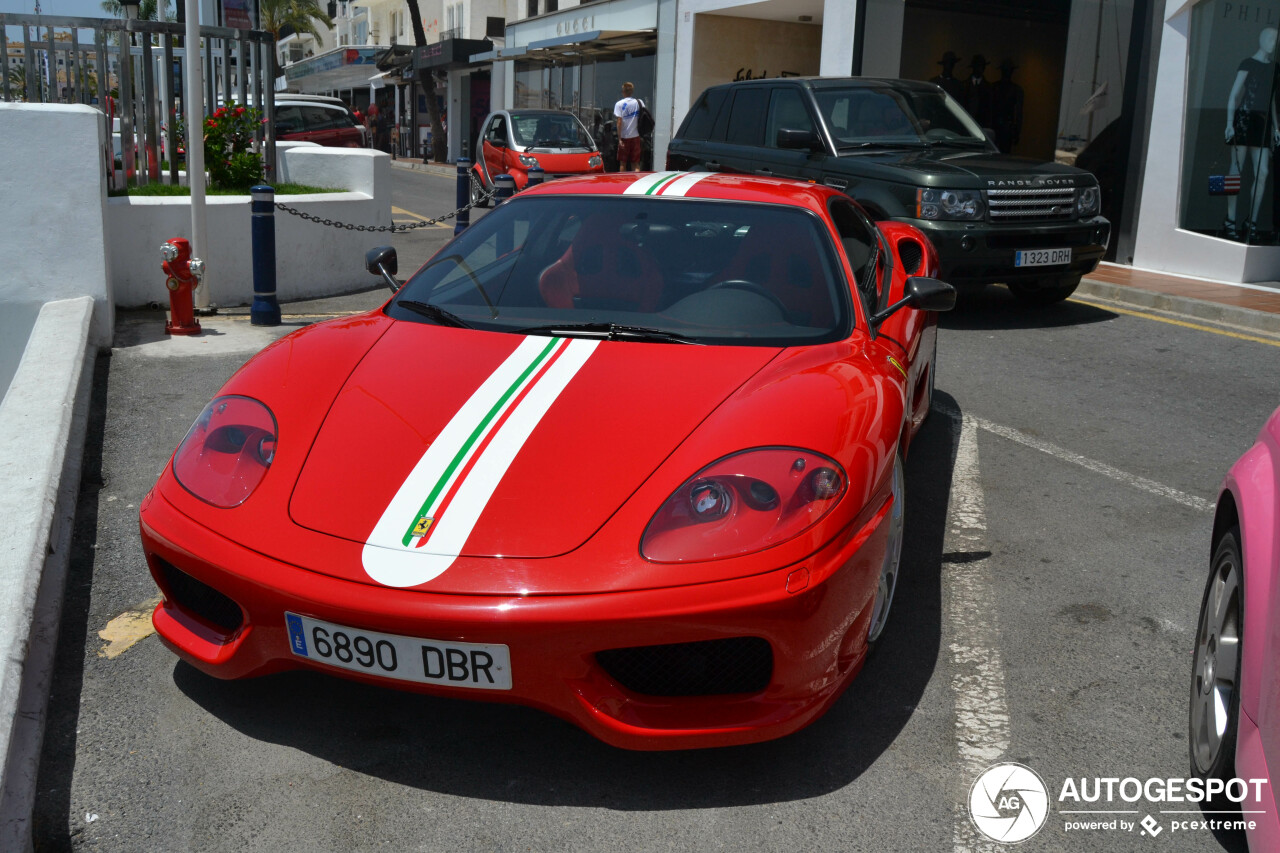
[274,182,495,233]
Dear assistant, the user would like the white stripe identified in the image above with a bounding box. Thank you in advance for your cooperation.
[660,171,713,197]
[623,172,679,195]
[945,415,1011,853]
[362,338,599,587]
[362,336,557,586]
[935,404,1212,512]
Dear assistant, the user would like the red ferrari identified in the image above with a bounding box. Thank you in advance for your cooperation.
[141,172,954,750]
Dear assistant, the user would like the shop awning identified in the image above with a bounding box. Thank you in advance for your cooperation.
[283,46,385,92]
[497,29,654,62]
[413,36,494,71]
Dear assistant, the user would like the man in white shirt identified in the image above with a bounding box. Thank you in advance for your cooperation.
[614,82,643,172]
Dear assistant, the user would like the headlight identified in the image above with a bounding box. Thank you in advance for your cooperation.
[172,395,277,508]
[1077,185,1101,216]
[641,448,847,563]
[518,154,539,168]
[917,188,985,221]
[588,154,603,168]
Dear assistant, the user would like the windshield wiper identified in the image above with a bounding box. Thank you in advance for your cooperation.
[839,141,928,151]
[515,322,700,344]
[397,300,473,329]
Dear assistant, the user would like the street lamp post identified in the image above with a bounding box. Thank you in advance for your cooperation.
[119,0,140,185]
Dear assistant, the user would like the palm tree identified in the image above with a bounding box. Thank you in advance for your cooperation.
[100,0,170,21]
[258,0,332,79]
[6,64,28,100]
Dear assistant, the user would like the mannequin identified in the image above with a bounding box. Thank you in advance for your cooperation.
[991,59,1024,154]
[965,54,993,128]
[931,51,965,102]
[1224,26,1279,243]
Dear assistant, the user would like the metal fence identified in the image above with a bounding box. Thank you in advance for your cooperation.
[0,13,276,190]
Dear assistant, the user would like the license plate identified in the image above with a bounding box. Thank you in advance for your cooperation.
[285,612,511,690]
[1015,248,1072,267]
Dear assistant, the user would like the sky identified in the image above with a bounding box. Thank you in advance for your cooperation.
[1,0,115,18]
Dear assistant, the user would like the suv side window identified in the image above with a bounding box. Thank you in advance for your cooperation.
[681,89,727,141]
[275,105,305,134]
[725,88,768,146]
[765,87,816,148]
[829,197,880,315]
[301,105,338,131]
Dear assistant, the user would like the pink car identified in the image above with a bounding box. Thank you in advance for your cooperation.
[1191,405,1280,847]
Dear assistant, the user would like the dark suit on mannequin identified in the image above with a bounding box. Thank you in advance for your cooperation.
[991,59,1024,153]
[964,54,994,129]
[931,51,965,102]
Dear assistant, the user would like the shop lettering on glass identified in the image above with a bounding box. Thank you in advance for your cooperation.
[555,15,594,36]
[1222,3,1280,24]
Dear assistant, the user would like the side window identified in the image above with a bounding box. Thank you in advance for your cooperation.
[724,88,769,146]
[681,89,727,141]
[300,106,337,131]
[275,105,306,134]
[765,87,816,148]
[828,197,880,314]
[488,116,506,144]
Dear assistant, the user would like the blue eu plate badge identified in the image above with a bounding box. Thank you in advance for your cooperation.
[286,613,308,656]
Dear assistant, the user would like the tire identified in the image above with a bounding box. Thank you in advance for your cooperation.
[1007,275,1081,305]
[470,172,491,209]
[867,454,905,644]
[1189,526,1244,790]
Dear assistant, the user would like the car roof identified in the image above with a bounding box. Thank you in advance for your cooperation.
[517,172,844,216]
[498,109,580,117]
[702,76,940,94]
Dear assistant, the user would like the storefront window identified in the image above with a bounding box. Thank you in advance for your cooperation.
[1181,0,1280,244]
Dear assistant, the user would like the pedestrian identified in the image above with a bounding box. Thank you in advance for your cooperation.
[614,82,644,172]
[365,103,380,150]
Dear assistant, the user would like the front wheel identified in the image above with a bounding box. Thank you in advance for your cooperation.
[1189,526,1244,787]
[867,455,905,644]
[470,172,491,209]
[1007,275,1081,305]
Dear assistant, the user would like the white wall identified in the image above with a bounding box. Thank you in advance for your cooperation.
[861,0,904,77]
[1132,0,1280,282]
[0,104,114,346]
[108,148,393,307]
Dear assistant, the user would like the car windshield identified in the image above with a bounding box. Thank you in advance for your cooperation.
[509,113,595,150]
[814,86,988,149]
[390,196,851,346]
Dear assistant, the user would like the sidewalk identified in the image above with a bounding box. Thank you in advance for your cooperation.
[1078,262,1280,335]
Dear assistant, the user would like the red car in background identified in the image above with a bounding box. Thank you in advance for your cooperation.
[469,109,604,206]
[141,172,954,750]
[273,94,366,148]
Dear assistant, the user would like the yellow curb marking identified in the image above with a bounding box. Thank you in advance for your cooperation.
[1069,298,1280,348]
[98,597,162,658]
[391,206,452,229]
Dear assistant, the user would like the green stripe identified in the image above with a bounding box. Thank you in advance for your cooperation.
[400,336,561,546]
[645,173,681,195]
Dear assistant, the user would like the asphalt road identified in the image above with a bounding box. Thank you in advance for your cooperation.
[31,179,1280,851]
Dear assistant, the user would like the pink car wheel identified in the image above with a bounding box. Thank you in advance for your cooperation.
[1189,526,1244,784]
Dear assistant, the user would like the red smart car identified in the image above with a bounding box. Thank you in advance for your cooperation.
[469,109,604,206]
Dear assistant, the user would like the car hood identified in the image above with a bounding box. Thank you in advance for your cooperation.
[836,148,1094,187]
[289,322,780,573]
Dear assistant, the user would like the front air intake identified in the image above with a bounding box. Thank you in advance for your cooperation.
[597,637,773,697]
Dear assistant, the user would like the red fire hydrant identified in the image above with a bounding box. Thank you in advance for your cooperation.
[161,238,201,336]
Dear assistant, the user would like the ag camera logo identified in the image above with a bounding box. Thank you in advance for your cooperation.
[969,763,1050,843]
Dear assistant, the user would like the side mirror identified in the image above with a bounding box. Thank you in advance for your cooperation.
[776,128,822,151]
[365,245,400,292]
[869,276,956,327]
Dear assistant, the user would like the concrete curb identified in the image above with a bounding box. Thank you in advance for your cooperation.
[390,159,457,179]
[1077,276,1280,335]
[0,297,96,852]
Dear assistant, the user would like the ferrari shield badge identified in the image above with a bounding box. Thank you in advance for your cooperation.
[410,515,434,538]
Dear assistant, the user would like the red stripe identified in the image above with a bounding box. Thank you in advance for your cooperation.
[413,339,570,549]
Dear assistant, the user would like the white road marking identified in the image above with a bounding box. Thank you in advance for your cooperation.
[935,405,1212,513]
[943,415,1011,853]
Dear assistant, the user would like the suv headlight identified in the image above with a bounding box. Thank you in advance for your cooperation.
[1077,185,1101,216]
[518,153,539,168]
[917,188,985,221]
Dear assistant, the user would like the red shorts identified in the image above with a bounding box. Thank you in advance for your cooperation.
[618,136,642,165]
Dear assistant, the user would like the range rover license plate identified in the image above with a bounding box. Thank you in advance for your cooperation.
[1015,248,1072,267]
[285,612,511,689]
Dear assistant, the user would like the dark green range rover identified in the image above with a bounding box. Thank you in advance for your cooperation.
[666,77,1110,304]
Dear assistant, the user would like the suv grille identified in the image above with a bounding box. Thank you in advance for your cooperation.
[985,188,1077,222]
[597,637,773,697]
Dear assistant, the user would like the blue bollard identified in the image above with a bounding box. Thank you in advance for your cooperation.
[527,166,545,187]
[494,173,516,203]
[250,185,281,326]
[455,158,471,236]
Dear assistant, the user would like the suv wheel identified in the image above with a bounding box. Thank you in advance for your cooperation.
[1008,275,1081,305]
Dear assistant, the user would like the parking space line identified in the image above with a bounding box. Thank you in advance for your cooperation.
[944,414,1011,853]
[936,405,1213,513]
[391,205,452,229]
[1069,297,1280,348]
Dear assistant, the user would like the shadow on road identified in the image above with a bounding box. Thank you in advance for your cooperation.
[940,285,1118,331]
[168,395,963,811]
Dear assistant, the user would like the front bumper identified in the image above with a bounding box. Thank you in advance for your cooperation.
[906,216,1111,288]
[140,489,890,751]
